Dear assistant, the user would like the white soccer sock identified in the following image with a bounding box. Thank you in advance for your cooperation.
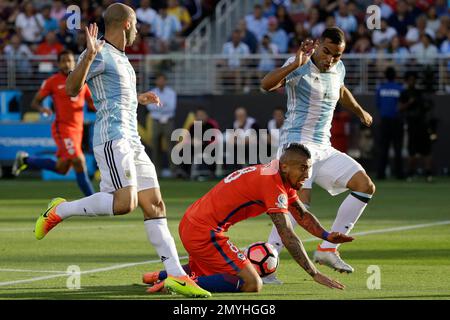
[268,210,302,255]
[55,192,114,220]
[144,218,186,277]
[320,191,372,250]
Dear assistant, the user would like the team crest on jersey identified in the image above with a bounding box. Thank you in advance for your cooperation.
[276,194,288,209]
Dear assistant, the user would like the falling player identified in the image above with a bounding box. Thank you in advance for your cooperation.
[33,3,210,298]
[143,144,353,294]
[12,50,96,196]
[261,27,376,279]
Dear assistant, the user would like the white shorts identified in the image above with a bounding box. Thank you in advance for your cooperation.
[93,139,159,193]
[277,142,365,196]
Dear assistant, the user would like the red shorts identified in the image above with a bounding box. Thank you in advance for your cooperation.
[52,127,83,160]
[179,214,250,277]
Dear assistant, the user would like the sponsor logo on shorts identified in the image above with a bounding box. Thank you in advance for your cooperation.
[237,253,246,261]
[124,170,132,180]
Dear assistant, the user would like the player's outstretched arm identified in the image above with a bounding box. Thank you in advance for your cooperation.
[289,200,354,244]
[269,213,345,290]
[339,86,373,127]
[260,39,317,92]
[138,91,162,106]
[66,23,104,97]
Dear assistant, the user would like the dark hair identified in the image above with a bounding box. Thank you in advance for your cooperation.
[58,50,74,62]
[273,106,284,112]
[321,27,345,45]
[155,73,167,80]
[283,143,311,159]
[385,67,396,81]
[404,71,417,80]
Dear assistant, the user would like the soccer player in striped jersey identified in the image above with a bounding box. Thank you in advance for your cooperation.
[261,27,375,279]
[33,3,210,298]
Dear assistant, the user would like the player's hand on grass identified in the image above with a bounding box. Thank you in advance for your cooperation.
[85,23,104,60]
[138,91,162,106]
[313,272,345,290]
[326,232,354,244]
[360,110,373,127]
[294,39,318,67]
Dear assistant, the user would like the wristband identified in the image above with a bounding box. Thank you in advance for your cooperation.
[321,230,330,240]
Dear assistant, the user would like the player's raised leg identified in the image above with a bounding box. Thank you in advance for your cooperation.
[34,139,139,240]
[314,170,375,272]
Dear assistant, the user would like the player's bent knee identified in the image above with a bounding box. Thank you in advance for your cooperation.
[113,189,138,215]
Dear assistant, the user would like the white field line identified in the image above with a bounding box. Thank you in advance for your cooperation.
[0,224,141,233]
[0,268,67,273]
[0,220,449,287]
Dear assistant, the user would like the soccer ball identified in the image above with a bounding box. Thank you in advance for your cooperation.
[244,242,279,277]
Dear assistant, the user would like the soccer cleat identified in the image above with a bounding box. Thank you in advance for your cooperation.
[164,275,211,298]
[143,271,161,285]
[34,198,66,240]
[313,249,354,273]
[11,151,29,176]
[261,273,283,285]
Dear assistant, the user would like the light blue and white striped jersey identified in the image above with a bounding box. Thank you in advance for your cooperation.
[79,42,139,147]
[279,57,346,147]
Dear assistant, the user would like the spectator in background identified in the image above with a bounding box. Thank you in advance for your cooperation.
[400,72,435,182]
[225,107,261,170]
[373,0,393,19]
[426,6,441,34]
[266,17,288,53]
[288,22,310,53]
[136,0,158,27]
[168,0,192,35]
[245,4,268,42]
[334,1,357,38]
[376,67,404,180]
[405,14,435,47]
[386,36,410,65]
[275,5,295,35]
[154,4,182,53]
[236,19,258,54]
[262,0,277,18]
[434,16,449,48]
[136,0,158,25]
[387,0,414,37]
[41,5,59,35]
[56,18,76,52]
[15,1,44,45]
[267,106,285,153]
[258,34,278,72]
[50,0,66,21]
[0,20,13,53]
[70,30,87,55]
[146,74,177,178]
[289,0,309,22]
[351,35,374,54]
[410,33,438,66]
[3,33,33,75]
[220,29,250,93]
[35,31,64,56]
[303,7,325,39]
[435,0,449,17]
[181,107,220,180]
[372,18,397,50]
[184,0,203,22]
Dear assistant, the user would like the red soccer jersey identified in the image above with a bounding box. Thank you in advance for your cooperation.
[185,160,299,232]
[38,72,92,132]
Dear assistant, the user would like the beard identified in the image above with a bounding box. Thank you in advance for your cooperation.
[125,30,136,46]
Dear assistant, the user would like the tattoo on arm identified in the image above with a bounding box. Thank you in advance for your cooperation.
[270,213,317,276]
[289,201,327,239]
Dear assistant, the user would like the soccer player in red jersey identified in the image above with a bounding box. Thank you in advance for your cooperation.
[12,50,96,196]
[144,143,354,293]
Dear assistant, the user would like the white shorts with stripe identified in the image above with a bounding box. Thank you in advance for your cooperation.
[93,138,159,193]
[277,142,365,196]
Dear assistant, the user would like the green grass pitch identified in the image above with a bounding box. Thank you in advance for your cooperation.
[0,178,449,300]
